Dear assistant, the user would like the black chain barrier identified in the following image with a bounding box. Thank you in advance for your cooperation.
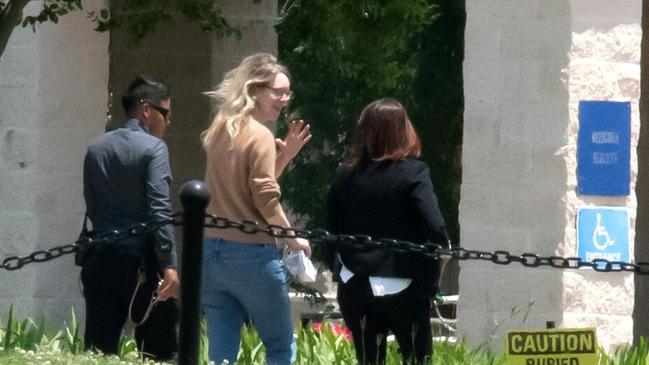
[0,218,176,271]
[203,214,649,275]
[3,212,649,275]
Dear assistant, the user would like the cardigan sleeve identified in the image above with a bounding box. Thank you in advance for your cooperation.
[247,128,291,228]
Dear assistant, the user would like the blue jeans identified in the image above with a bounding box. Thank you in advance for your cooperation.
[201,237,296,365]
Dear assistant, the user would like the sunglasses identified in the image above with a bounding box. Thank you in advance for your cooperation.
[139,99,171,125]
[148,103,170,121]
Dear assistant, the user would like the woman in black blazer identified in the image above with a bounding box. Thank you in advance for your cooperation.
[326,98,448,365]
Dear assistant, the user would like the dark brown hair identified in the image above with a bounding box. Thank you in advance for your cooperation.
[350,98,421,167]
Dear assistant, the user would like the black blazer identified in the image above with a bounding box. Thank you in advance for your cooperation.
[325,158,448,293]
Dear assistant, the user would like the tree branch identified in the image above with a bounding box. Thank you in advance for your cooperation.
[0,0,30,61]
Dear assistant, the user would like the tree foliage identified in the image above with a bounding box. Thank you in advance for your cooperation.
[94,0,262,44]
[409,0,465,244]
[277,0,465,244]
[0,0,260,59]
[18,0,82,29]
[0,1,86,59]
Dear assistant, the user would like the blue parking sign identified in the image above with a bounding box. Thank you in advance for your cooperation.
[576,207,629,266]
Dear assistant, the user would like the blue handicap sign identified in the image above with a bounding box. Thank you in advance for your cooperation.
[577,207,629,266]
[577,100,631,196]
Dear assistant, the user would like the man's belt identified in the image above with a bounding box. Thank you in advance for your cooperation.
[90,243,144,257]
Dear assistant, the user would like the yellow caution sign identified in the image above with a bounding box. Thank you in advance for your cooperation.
[506,328,597,365]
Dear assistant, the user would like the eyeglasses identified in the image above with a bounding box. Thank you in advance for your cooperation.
[264,86,293,100]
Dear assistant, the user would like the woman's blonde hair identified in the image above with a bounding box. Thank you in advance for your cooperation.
[201,53,290,148]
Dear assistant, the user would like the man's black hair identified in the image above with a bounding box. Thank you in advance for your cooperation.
[121,76,170,116]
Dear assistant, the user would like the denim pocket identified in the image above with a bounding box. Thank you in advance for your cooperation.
[259,258,289,291]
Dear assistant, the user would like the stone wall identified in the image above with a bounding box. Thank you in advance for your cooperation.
[459,0,641,351]
[561,21,641,348]
[0,0,109,325]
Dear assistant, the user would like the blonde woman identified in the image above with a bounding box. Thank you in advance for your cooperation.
[201,53,311,365]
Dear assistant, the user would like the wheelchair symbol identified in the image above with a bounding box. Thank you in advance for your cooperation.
[592,213,614,250]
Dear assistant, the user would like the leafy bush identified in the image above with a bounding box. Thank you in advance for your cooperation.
[3,309,649,364]
[0,308,159,365]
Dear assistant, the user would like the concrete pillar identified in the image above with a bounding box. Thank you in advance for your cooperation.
[0,0,109,325]
[634,0,649,342]
[459,0,641,351]
[108,0,278,211]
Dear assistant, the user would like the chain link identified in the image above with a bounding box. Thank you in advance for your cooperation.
[4,212,648,275]
[204,214,649,275]
[1,219,174,271]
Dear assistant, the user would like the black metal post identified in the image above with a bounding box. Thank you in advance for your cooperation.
[178,180,210,365]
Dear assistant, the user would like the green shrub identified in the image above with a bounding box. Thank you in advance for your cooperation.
[3,309,649,364]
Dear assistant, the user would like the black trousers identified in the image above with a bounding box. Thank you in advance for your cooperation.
[80,247,178,360]
[337,275,432,365]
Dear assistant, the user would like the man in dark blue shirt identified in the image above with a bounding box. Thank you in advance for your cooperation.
[81,76,178,360]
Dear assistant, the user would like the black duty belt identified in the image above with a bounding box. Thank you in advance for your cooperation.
[90,243,144,257]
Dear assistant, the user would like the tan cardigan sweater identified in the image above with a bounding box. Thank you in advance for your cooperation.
[204,119,290,244]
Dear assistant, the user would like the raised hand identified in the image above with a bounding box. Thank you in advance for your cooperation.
[275,119,312,177]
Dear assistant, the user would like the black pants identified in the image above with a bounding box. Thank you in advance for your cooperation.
[80,248,178,360]
[337,275,432,365]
